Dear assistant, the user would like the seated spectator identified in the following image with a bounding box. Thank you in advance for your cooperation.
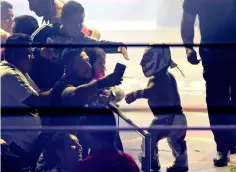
[27,0,100,40]
[77,115,140,172]
[29,0,128,91]
[38,133,82,172]
[1,33,50,169]
[13,15,39,36]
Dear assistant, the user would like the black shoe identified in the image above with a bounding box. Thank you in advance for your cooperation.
[213,152,230,167]
[139,155,161,172]
[166,165,189,172]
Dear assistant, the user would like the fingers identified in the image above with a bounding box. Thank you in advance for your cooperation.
[187,50,200,65]
[118,47,129,60]
[122,50,129,60]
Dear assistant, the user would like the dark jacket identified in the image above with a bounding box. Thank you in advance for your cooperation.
[29,23,124,91]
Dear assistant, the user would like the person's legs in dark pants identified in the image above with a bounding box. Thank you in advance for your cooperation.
[140,117,172,171]
[166,114,188,172]
[201,49,232,166]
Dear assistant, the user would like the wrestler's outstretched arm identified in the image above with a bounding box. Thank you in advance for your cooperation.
[125,79,155,104]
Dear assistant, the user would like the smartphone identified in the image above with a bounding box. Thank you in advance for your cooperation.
[114,63,126,78]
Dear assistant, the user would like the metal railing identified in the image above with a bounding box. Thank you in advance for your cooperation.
[109,103,151,172]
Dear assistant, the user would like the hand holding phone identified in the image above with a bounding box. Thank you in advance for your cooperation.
[97,63,126,89]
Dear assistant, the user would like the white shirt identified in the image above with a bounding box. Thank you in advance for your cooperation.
[24,73,41,93]
[1,61,41,152]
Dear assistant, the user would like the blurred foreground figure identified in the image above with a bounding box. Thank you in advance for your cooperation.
[125,46,188,172]
[181,0,236,167]
[27,0,100,40]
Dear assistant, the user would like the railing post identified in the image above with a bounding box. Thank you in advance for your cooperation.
[144,132,151,172]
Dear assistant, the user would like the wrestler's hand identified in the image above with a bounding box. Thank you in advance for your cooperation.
[186,48,200,65]
[118,46,129,60]
[125,92,136,104]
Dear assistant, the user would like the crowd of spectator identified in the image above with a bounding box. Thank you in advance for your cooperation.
[1,0,236,172]
[1,0,138,172]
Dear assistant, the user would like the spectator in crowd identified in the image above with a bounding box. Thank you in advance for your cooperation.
[29,0,128,91]
[1,1,14,60]
[49,47,122,134]
[13,15,39,36]
[51,48,124,151]
[84,47,125,105]
[27,0,100,40]
[77,115,139,172]
[83,48,125,150]
[0,33,45,169]
[12,15,52,125]
[85,47,107,79]
[125,46,188,172]
[181,0,236,167]
[38,133,82,172]
[36,48,123,171]
[0,0,13,43]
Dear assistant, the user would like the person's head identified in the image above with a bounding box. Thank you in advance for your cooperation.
[85,114,117,149]
[140,45,174,77]
[51,133,82,168]
[4,33,34,73]
[12,15,39,36]
[62,48,92,79]
[1,1,14,33]
[28,0,51,17]
[61,1,84,34]
[84,48,106,79]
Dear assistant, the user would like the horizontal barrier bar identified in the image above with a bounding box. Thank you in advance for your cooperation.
[2,125,236,132]
[1,43,236,48]
[0,106,213,115]
[120,106,208,113]
[2,107,210,116]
